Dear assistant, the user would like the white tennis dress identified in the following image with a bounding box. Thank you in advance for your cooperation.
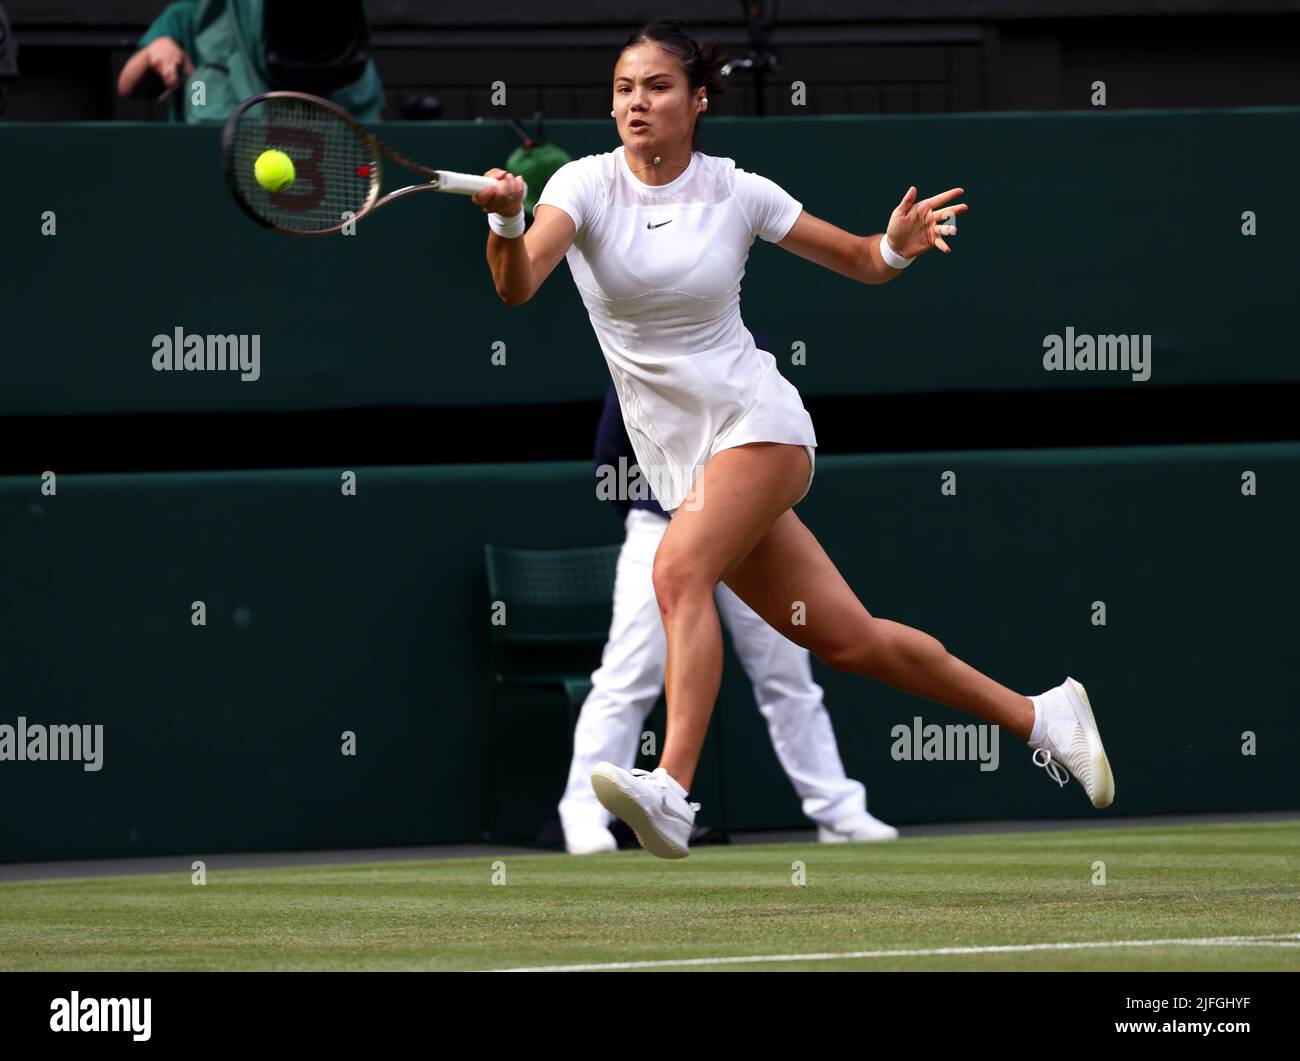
[536,145,818,513]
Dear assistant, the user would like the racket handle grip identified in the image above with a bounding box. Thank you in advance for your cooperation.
[437,170,529,201]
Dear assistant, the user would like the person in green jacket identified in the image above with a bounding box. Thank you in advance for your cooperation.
[116,0,385,123]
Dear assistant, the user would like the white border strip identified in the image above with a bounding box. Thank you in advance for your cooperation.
[492,933,1300,972]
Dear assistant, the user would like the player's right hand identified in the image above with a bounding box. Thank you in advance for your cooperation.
[474,168,525,217]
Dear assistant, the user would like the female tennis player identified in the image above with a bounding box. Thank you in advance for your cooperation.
[475,18,1114,859]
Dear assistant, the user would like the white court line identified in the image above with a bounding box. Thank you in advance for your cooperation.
[492,932,1300,972]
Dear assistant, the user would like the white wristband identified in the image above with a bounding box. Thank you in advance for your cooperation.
[880,235,914,270]
[488,210,525,238]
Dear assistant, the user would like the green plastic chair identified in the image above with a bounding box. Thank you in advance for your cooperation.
[483,543,621,718]
[479,544,620,843]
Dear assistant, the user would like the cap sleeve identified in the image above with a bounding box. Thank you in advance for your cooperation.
[535,158,597,236]
[734,168,803,243]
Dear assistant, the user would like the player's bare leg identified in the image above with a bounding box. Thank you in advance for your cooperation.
[651,442,809,791]
[595,441,1111,858]
[719,505,1037,741]
[654,442,1042,792]
[712,451,1110,809]
[587,442,806,858]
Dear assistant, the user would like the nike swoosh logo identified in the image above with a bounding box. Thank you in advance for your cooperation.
[655,797,692,825]
[646,220,673,229]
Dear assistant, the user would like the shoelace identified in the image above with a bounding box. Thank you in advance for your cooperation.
[630,768,701,812]
[1032,747,1069,788]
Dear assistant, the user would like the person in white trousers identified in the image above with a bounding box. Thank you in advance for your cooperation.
[560,382,897,855]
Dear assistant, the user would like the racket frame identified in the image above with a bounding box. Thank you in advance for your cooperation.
[222,90,502,237]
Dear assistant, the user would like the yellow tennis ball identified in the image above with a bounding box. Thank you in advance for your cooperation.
[255,150,295,192]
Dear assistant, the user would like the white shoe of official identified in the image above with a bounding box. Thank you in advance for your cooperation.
[1027,676,1115,808]
[590,763,699,860]
[564,823,618,855]
[817,812,900,843]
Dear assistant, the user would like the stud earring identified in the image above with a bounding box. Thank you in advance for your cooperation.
[611,110,616,117]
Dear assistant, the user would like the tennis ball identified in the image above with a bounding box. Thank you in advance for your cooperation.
[255,150,295,193]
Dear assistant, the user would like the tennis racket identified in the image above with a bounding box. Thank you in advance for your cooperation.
[222,90,525,236]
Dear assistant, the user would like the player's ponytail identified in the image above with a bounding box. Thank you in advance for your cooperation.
[621,18,730,151]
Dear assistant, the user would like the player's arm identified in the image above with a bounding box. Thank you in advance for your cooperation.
[476,169,575,307]
[777,186,967,285]
[492,205,575,307]
[776,213,900,286]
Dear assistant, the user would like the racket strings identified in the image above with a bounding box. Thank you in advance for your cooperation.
[230,97,376,233]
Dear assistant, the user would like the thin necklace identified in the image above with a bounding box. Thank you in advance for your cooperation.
[626,151,689,176]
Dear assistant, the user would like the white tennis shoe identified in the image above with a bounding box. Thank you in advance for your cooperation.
[564,823,618,855]
[818,811,900,843]
[590,762,699,859]
[1028,677,1115,808]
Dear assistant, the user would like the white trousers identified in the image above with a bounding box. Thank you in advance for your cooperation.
[559,508,870,832]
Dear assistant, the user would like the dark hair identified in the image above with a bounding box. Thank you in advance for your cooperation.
[620,18,729,151]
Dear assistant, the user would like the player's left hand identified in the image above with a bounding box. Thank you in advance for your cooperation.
[886,186,967,257]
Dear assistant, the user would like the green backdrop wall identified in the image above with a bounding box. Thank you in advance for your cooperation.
[0,108,1296,417]
[2,109,1296,863]
[2,444,1296,862]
